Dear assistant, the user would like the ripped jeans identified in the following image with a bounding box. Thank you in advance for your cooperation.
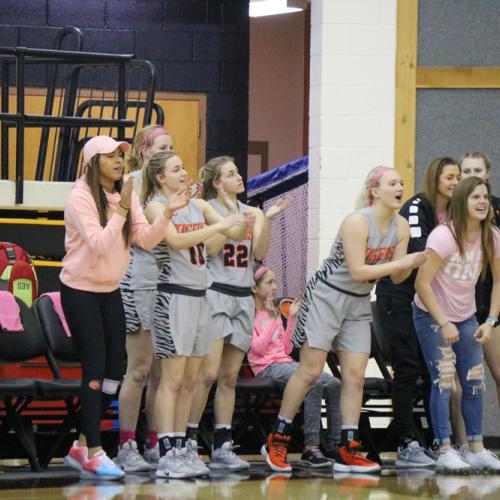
[412,305,484,445]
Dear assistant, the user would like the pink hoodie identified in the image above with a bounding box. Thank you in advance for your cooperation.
[248,310,297,375]
[60,176,169,292]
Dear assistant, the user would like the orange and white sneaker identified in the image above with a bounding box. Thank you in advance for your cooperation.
[333,441,381,473]
[261,433,292,472]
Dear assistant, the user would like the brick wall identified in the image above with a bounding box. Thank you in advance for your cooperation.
[0,0,250,179]
[308,0,397,271]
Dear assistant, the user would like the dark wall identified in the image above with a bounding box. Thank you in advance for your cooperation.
[0,0,250,180]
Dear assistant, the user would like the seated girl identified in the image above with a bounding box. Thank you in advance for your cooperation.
[248,265,341,468]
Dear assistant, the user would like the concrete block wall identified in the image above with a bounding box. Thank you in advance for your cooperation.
[308,0,397,272]
[0,0,250,178]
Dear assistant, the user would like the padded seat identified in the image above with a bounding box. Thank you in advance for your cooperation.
[363,377,392,395]
[0,378,39,397]
[36,378,81,398]
[236,376,281,394]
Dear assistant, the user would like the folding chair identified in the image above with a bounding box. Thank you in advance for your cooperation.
[0,297,48,471]
[33,294,81,467]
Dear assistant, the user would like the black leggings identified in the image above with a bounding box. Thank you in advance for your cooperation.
[60,282,126,448]
[376,295,432,442]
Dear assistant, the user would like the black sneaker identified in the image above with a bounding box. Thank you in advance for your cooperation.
[300,448,332,468]
[321,446,338,462]
[425,439,440,461]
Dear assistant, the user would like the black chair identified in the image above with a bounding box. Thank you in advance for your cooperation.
[0,297,48,471]
[233,360,286,450]
[33,294,81,467]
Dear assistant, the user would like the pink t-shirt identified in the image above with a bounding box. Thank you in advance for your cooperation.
[414,224,500,322]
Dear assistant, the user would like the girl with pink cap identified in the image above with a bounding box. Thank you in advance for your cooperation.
[61,135,189,480]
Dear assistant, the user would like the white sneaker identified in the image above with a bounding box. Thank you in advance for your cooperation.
[209,441,251,471]
[436,448,471,473]
[461,448,500,472]
[143,444,160,465]
[185,439,210,476]
[155,449,193,479]
[114,440,154,472]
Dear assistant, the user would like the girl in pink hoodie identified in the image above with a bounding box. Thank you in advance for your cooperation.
[61,135,188,480]
[248,266,341,469]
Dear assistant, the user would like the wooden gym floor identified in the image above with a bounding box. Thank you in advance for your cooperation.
[1,453,500,499]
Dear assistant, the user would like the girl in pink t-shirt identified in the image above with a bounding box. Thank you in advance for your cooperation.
[248,266,341,468]
[414,177,500,473]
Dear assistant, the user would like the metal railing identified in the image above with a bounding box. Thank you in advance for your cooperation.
[0,28,160,203]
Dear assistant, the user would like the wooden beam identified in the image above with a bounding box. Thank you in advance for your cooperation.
[417,66,500,88]
[395,0,418,199]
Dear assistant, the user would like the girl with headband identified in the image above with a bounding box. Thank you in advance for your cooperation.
[262,166,427,474]
[185,156,291,471]
[116,125,176,472]
[142,152,255,479]
[376,157,460,468]
[249,265,341,468]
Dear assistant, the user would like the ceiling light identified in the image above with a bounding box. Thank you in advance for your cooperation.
[249,0,304,18]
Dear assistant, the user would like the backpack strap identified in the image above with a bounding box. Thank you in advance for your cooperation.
[5,247,16,264]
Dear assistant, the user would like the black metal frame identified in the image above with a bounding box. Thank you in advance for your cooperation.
[0,32,160,202]
[247,170,308,209]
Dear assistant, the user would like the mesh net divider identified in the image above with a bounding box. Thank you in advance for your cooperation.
[247,156,308,298]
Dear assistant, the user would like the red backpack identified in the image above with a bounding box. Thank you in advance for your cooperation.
[0,242,38,306]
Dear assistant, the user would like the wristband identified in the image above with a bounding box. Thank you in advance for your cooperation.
[119,203,130,211]
[438,321,450,329]
[485,315,498,327]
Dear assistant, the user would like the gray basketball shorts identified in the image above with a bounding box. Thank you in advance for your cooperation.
[121,287,156,334]
[292,279,372,353]
[206,289,255,353]
[151,291,214,359]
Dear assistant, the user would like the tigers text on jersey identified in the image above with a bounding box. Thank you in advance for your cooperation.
[153,198,211,290]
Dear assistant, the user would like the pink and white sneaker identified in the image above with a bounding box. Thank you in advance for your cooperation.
[81,450,124,480]
[64,441,88,471]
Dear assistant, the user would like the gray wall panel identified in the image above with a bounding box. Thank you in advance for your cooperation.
[419,0,500,66]
[416,89,500,195]
[416,88,500,436]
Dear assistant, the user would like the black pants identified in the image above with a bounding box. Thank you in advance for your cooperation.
[60,282,126,448]
[376,295,432,441]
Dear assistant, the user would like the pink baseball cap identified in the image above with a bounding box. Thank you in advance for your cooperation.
[83,135,129,165]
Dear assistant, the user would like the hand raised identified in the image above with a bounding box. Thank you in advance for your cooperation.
[288,298,301,318]
[188,181,203,199]
[265,196,292,220]
[120,177,134,209]
[220,213,247,230]
[167,187,190,212]
[242,210,256,227]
